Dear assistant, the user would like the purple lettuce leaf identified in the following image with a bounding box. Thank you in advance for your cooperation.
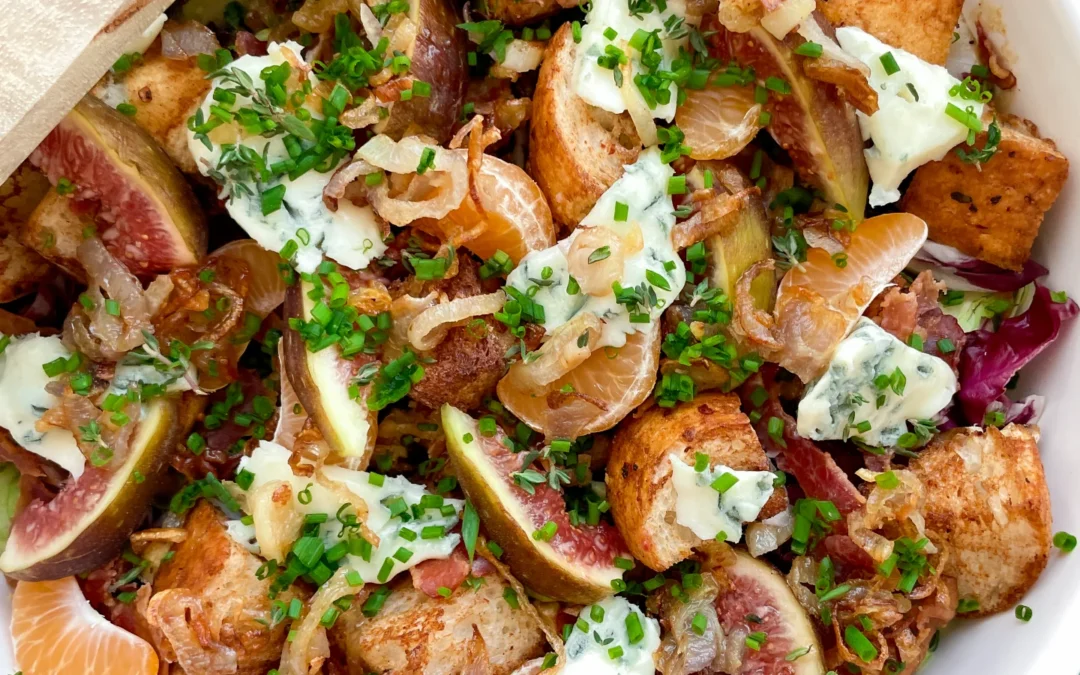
[913,241,1048,292]
[958,285,1078,424]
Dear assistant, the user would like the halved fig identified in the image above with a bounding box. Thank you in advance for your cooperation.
[282,280,377,467]
[530,23,641,230]
[0,398,182,580]
[373,0,469,143]
[699,162,776,309]
[0,163,52,301]
[93,43,211,174]
[714,550,826,674]
[28,96,207,275]
[442,404,630,603]
[708,18,869,222]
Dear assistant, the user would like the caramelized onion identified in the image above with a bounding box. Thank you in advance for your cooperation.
[356,136,469,225]
[504,314,602,390]
[279,568,369,675]
[147,589,238,675]
[248,480,303,562]
[66,237,173,361]
[407,291,505,351]
[387,291,439,359]
[620,63,658,147]
[292,0,348,33]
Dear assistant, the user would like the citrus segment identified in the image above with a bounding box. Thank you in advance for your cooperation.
[779,212,928,318]
[12,577,159,675]
[676,84,762,160]
[761,212,928,381]
[419,155,556,263]
[497,322,661,438]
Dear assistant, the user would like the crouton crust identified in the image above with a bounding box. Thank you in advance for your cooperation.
[606,392,787,571]
[529,24,640,230]
[0,164,51,302]
[154,502,304,675]
[909,424,1051,616]
[21,190,89,281]
[817,0,964,65]
[900,115,1069,271]
[114,45,210,174]
[333,573,546,675]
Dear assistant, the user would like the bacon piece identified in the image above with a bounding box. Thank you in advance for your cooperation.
[409,545,472,598]
[740,367,865,515]
[868,271,966,371]
[234,31,268,56]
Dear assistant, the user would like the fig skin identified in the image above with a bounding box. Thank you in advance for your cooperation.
[442,405,624,604]
[709,18,869,223]
[375,0,468,144]
[28,96,207,274]
[282,282,377,466]
[0,398,184,581]
[529,23,641,231]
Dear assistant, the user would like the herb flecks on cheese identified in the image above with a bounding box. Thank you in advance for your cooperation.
[797,318,958,447]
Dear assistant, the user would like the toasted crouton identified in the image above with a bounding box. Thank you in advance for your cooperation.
[93,45,209,174]
[530,23,640,230]
[0,163,52,302]
[908,424,1051,616]
[606,392,788,571]
[151,502,305,675]
[900,115,1069,271]
[332,573,546,675]
[477,0,564,25]
[20,191,89,281]
[817,0,963,65]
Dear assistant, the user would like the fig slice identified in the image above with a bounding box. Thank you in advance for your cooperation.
[374,0,468,143]
[441,404,630,603]
[28,96,207,275]
[708,17,869,223]
[282,280,377,467]
[715,550,826,674]
[0,398,183,580]
[698,162,776,310]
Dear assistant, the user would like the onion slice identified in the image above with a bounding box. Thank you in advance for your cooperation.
[408,291,506,352]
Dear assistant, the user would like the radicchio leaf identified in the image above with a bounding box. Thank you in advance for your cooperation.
[958,285,1078,423]
[911,241,1048,292]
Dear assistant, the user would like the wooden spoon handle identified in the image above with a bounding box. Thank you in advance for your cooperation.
[0,0,174,184]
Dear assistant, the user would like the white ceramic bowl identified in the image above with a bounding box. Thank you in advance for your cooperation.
[1,0,1079,672]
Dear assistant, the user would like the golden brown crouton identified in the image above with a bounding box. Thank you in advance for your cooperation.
[333,573,546,675]
[817,0,964,65]
[606,393,788,571]
[0,164,52,302]
[908,424,1051,616]
[20,190,89,281]
[94,45,209,174]
[151,502,305,675]
[900,115,1069,271]
[530,23,641,230]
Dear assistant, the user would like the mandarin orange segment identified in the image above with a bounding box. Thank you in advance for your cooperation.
[11,577,159,675]
[497,323,660,438]
[780,212,928,317]
[676,84,762,161]
[421,155,555,263]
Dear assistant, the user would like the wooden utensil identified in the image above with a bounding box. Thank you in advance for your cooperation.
[0,0,174,184]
